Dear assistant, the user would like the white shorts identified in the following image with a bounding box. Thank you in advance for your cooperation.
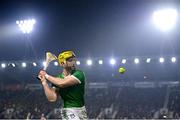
[61,106,88,120]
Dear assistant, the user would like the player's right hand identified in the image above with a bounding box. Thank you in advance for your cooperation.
[39,70,47,77]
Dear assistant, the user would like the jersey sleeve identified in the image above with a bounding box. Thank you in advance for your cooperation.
[71,70,85,84]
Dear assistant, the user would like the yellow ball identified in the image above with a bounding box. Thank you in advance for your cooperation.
[119,67,126,74]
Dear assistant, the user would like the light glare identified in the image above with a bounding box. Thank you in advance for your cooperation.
[76,61,81,65]
[122,59,126,64]
[54,61,58,66]
[12,63,16,67]
[22,62,26,67]
[1,63,6,68]
[110,58,116,65]
[98,60,103,65]
[134,58,139,64]
[43,61,46,67]
[87,59,92,66]
[159,57,164,63]
[16,18,36,34]
[171,57,176,63]
[33,62,37,67]
[146,58,151,63]
[152,8,178,31]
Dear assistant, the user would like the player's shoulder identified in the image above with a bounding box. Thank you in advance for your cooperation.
[74,69,85,75]
[72,69,86,82]
[75,69,83,72]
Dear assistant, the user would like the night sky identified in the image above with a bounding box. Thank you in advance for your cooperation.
[0,0,179,60]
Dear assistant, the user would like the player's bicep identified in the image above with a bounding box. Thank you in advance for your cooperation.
[62,76,80,88]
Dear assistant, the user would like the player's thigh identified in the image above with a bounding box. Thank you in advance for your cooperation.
[61,109,80,120]
[78,108,88,119]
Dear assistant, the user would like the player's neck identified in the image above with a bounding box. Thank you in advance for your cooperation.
[63,68,72,76]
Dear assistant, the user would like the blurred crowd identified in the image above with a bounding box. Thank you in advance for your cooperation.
[1,85,180,119]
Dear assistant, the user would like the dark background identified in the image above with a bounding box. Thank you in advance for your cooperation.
[0,0,179,60]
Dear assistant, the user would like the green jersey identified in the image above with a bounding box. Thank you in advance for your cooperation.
[52,70,86,108]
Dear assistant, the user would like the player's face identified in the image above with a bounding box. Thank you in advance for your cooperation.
[65,57,77,69]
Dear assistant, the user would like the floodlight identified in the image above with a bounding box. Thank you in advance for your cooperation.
[22,62,27,67]
[87,59,92,66]
[146,58,151,63]
[159,57,165,63]
[134,58,139,64]
[54,61,58,66]
[152,8,177,31]
[110,58,116,65]
[121,59,126,64]
[171,57,176,63]
[76,61,80,65]
[33,62,37,67]
[98,60,103,65]
[12,63,16,67]
[16,19,36,34]
[1,63,6,68]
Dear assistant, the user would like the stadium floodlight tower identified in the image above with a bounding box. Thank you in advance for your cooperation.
[152,8,178,32]
[16,19,36,34]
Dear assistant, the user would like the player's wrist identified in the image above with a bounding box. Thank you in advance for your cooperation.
[45,74,49,79]
[41,80,47,85]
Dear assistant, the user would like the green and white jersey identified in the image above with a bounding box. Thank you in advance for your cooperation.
[52,70,86,108]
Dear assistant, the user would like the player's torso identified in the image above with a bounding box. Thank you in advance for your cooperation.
[57,70,85,108]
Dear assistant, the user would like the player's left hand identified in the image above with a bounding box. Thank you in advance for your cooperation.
[38,74,46,82]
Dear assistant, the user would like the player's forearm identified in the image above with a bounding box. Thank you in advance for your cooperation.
[42,81,57,102]
[45,74,65,88]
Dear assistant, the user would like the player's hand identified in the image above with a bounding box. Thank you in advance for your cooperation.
[38,74,46,83]
[39,70,47,77]
[38,70,47,82]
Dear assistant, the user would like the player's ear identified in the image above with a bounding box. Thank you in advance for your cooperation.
[60,61,67,66]
[60,62,64,66]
